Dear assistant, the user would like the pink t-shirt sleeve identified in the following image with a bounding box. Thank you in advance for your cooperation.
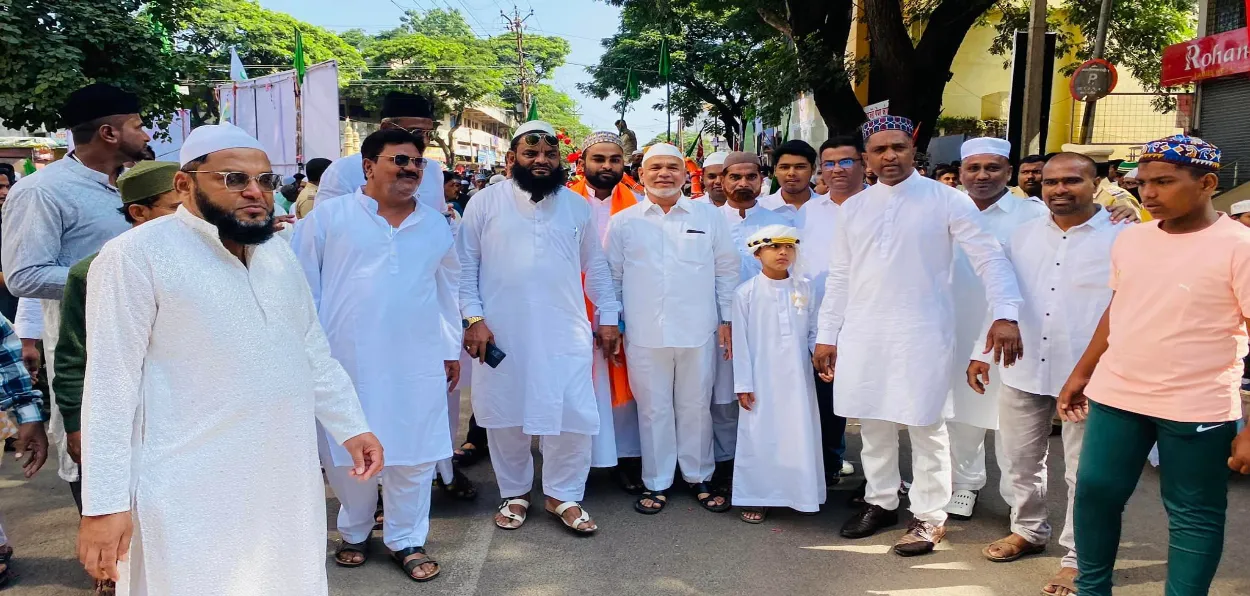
[1231,234,1250,319]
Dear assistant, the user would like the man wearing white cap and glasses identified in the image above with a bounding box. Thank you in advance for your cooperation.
[458,120,621,534]
[696,151,729,207]
[76,123,383,594]
[944,136,1049,521]
[605,143,739,515]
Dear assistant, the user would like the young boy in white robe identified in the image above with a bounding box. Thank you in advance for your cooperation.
[731,224,826,523]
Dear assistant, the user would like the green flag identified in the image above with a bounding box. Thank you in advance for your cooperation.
[658,38,671,79]
[626,68,640,101]
[21,159,35,176]
[526,97,539,122]
[293,29,306,85]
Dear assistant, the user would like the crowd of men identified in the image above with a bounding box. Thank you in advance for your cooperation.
[0,83,1247,596]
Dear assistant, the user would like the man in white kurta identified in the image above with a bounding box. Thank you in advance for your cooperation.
[77,125,381,595]
[292,128,458,579]
[570,132,643,481]
[731,225,825,516]
[606,144,739,514]
[458,121,621,534]
[710,153,788,489]
[814,116,1023,556]
[944,138,1048,520]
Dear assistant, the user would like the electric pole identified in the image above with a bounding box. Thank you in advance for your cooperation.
[1019,0,1048,158]
[502,6,534,119]
[1078,0,1115,143]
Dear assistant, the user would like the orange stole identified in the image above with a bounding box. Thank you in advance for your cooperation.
[570,177,635,406]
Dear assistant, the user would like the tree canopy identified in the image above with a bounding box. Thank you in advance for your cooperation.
[0,0,189,133]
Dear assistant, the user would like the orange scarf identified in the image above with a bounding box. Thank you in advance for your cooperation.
[570,177,635,406]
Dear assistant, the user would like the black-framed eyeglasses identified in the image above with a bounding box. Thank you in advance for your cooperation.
[186,171,283,192]
[378,154,426,169]
[520,133,559,147]
[397,126,428,140]
[822,159,859,170]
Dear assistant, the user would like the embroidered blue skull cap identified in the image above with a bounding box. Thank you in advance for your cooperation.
[1139,134,1221,172]
[860,115,915,142]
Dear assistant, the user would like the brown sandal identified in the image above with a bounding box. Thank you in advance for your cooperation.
[1041,567,1078,595]
[983,534,1046,562]
[393,546,440,582]
[334,540,368,567]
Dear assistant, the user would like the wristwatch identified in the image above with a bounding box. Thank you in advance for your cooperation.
[463,316,484,329]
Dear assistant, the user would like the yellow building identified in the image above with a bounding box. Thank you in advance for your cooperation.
[788,3,1187,159]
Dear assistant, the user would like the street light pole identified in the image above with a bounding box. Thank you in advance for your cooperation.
[1078,0,1115,143]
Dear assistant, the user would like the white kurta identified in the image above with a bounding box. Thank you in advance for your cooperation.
[731,274,825,511]
[80,206,370,596]
[947,194,1048,429]
[457,182,621,436]
[817,171,1022,427]
[292,191,460,467]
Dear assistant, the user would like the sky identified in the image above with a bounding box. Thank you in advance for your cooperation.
[258,0,669,142]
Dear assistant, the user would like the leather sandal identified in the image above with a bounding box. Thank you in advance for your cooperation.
[393,546,440,582]
[495,498,529,529]
[334,540,369,567]
[547,500,596,534]
[983,534,1046,562]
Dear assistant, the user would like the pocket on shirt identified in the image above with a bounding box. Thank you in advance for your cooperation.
[677,232,711,264]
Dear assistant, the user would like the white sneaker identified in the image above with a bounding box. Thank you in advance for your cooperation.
[839,461,855,476]
[944,489,978,520]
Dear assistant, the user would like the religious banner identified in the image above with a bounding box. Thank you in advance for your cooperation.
[1160,27,1250,87]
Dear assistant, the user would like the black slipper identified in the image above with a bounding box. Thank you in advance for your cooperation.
[634,490,667,514]
[690,482,731,513]
[334,540,369,567]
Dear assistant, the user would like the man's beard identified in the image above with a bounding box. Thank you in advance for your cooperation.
[1021,182,1042,197]
[729,187,757,203]
[195,187,276,246]
[513,161,568,200]
[587,168,623,192]
[646,186,681,200]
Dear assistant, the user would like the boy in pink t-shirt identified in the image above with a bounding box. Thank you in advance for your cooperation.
[1058,134,1250,596]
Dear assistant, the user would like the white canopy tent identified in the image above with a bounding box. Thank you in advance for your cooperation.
[216,60,340,175]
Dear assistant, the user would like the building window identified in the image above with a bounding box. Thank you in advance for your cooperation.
[1208,0,1246,35]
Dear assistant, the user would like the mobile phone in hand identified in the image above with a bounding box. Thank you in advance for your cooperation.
[484,341,506,368]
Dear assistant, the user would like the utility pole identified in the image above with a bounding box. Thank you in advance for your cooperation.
[1078,0,1115,143]
[502,6,534,119]
[1019,0,1049,159]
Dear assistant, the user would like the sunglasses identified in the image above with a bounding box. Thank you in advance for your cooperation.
[397,126,428,140]
[520,133,559,147]
[186,171,283,192]
[378,154,426,169]
[822,159,859,170]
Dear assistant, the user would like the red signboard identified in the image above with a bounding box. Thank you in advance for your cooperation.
[1161,27,1250,87]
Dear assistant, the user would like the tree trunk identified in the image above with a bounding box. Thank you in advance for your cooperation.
[718,112,739,150]
[785,0,866,136]
[862,0,998,149]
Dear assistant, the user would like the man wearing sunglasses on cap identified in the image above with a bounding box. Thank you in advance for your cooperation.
[457,120,621,535]
[316,92,447,215]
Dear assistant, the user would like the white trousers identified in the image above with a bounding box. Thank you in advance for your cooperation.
[625,335,717,490]
[437,351,473,482]
[590,347,620,468]
[711,402,739,463]
[860,418,953,526]
[486,427,591,503]
[40,301,77,483]
[325,462,436,551]
[998,385,1084,568]
[613,400,642,459]
[947,420,1013,504]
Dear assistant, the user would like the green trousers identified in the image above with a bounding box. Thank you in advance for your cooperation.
[1074,400,1236,595]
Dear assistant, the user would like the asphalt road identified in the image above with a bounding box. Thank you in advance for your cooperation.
[3,420,1249,596]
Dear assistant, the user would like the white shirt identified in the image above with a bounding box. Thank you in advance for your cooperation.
[979,208,1123,397]
[292,191,460,466]
[315,152,445,214]
[606,195,740,349]
[82,206,368,595]
[816,171,1022,426]
[457,182,621,435]
[947,192,1049,428]
[14,297,42,339]
[588,193,615,244]
[789,194,843,305]
[720,201,790,284]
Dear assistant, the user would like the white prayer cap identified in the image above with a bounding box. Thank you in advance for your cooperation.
[643,143,684,165]
[489,174,507,185]
[746,224,800,253]
[1232,200,1250,216]
[1125,167,1139,179]
[703,151,730,168]
[960,137,1012,160]
[180,123,267,167]
[512,120,556,140]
